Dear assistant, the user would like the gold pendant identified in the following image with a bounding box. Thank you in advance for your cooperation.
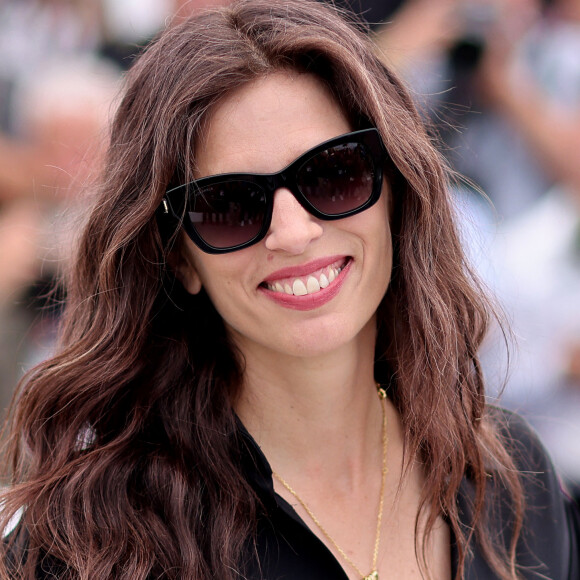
[363,572,378,580]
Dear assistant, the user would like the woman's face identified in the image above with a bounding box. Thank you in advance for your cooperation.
[177,71,393,359]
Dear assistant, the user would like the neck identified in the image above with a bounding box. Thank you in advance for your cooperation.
[233,319,383,486]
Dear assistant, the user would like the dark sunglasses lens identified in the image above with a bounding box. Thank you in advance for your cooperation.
[297,142,377,215]
[187,181,266,249]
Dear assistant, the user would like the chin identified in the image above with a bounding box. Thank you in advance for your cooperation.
[277,317,372,359]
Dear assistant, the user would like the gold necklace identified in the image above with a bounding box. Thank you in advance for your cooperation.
[272,385,388,580]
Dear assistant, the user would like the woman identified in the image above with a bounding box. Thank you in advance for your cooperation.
[1,1,577,578]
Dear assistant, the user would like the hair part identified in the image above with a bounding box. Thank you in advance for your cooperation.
[1,1,523,578]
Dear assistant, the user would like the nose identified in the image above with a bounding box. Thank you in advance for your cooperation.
[264,188,323,254]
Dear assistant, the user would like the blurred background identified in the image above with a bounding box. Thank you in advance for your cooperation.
[0,0,579,496]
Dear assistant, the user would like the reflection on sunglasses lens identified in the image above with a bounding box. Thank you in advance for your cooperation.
[298,143,374,214]
[190,182,266,248]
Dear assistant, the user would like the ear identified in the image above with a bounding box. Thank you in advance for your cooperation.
[168,246,203,295]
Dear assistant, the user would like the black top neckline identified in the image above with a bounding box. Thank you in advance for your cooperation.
[235,409,579,580]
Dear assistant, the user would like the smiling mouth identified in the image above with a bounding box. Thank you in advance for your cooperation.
[261,258,349,296]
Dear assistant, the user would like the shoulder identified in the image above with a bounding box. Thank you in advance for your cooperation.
[487,406,559,473]
[477,407,580,579]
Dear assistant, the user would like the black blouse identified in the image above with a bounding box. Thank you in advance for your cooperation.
[24,409,580,579]
[238,409,580,580]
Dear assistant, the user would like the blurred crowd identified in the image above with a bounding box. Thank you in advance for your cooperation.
[1,0,579,491]
[375,0,580,492]
[0,0,231,414]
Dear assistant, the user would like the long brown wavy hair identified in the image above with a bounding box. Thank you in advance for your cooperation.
[0,1,524,578]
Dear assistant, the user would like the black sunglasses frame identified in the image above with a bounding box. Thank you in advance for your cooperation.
[161,128,387,254]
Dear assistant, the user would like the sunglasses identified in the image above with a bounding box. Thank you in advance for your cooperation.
[161,128,386,254]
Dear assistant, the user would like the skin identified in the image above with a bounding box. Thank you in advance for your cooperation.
[176,71,450,579]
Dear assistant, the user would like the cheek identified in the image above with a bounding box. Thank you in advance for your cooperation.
[372,189,393,250]
[369,198,394,293]
[192,253,253,316]
[375,229,393,293]
[194,260,229,299]
[195,268,240,329]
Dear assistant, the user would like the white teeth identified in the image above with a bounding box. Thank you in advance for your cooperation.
[292,279,308,296]
[266,262,346,296]
[306,276,320,293]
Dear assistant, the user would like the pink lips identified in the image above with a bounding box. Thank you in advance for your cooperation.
[259,255,351,311]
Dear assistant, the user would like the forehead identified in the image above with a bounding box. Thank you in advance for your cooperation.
[194,71,353,177]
